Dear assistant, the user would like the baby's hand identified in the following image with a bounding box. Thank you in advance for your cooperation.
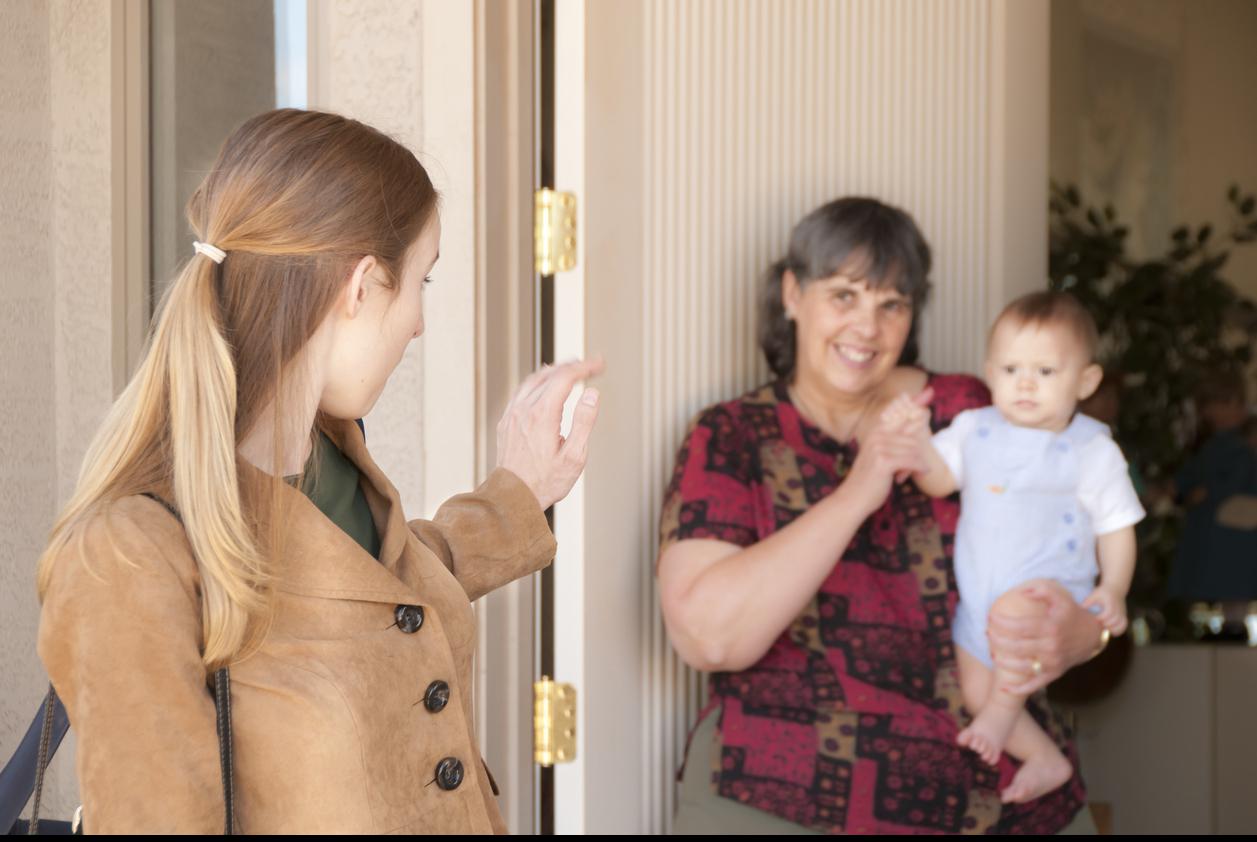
[878,393,932,484]
[1082,586,1128,636]
[879,393,931,440]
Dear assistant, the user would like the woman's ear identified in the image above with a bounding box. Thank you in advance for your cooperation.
[782,269,801,321]
[341,255,377,319]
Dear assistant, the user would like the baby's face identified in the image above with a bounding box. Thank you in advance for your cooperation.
[985,320,1101,432]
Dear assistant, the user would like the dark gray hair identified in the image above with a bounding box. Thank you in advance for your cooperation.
[758,197,933,378]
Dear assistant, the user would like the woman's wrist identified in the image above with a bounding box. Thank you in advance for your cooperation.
[1067,605,1106,668]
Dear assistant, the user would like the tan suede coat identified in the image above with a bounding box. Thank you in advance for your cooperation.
[37,420,556,834]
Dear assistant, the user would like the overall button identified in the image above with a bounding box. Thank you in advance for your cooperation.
[395,604,424,633]
[424,680,451,713]
[435,757,464,791]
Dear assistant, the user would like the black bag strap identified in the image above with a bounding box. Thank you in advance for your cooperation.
[139,492,234,836]
[0,684,70,834]
[212,668,234,834]
[8,492,235,835]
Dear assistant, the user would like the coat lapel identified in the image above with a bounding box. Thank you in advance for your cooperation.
[242,420,419,606]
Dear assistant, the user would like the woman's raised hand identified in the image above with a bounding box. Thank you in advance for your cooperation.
[496,358,605,510]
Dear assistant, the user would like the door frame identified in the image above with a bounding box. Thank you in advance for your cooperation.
[473,0,543,834]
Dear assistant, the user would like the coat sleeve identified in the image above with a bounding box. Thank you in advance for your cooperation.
[36,498,226,834]
[407,468,558,602]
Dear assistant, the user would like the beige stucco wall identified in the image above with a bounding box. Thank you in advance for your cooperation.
[1052,0,1257,300]
[0,0,121,819]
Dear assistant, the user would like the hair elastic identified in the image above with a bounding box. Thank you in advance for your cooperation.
[193,241,226,264]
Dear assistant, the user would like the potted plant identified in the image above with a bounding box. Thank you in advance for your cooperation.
[1047,183,1257,650]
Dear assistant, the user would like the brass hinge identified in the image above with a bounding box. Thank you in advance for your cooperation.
[533,677,576,766]
[534,189,577,275]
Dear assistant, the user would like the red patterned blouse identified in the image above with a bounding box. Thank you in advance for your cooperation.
[659,373,1086,834]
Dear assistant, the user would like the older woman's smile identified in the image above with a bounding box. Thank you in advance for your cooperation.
[835,343,877,365]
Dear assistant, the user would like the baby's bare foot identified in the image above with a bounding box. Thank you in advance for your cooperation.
[957,704,1019,766]
[1000,749,1072,803]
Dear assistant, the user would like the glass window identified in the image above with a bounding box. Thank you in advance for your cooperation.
[150,0,307,302]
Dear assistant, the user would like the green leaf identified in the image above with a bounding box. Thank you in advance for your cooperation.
[1067,186,1081,207]
[1197,225,1212,244]
[1243,196,1256,215]
[1229,184,1241,202]
[1172,226,1189,242]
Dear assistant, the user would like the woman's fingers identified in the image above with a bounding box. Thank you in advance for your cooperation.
[497,357,605,510]
[528,358,606,412]
[986,626,1041,660]
[1002,673,1051,696]
[558,387,600,466]
[990,651,1036,680]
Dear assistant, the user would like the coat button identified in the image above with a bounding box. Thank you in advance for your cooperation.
[435,757,464,791]
[424,680,451,713]
[395,604,424,633]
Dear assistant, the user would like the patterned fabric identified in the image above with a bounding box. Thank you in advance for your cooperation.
[659,374,1086,834]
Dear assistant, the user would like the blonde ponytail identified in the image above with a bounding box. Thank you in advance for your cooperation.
[38,256,271,668]
[37,108,437,669]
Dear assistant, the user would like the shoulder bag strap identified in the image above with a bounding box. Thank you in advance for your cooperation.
[142,492,234,835]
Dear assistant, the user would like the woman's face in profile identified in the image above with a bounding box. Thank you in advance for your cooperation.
[784,269,914,397]
[319,214,441,420]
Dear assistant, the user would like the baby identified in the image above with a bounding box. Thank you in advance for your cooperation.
[883,291,1145,803]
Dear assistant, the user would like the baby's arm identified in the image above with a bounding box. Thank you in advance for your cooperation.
[1083,526,1135,635]
[1078,436,1145,637]
[879,394,957,497]
[913,436,959,498]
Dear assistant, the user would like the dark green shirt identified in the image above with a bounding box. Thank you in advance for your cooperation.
[292,430,381,559]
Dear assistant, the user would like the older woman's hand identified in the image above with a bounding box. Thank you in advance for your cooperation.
[841,389,933,516]
[497,357,605,510]
[987,580,1105,695]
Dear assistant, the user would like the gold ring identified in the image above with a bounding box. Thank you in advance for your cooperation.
[1031,659,1043,676]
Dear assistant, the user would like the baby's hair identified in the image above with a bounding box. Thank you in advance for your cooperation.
[989,291,1099,362]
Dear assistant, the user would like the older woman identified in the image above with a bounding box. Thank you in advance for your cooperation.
[657,197,1105,834]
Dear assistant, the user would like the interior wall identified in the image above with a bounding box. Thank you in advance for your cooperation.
[1051,0,1257,300]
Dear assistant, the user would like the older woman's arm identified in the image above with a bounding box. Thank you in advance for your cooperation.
[658,421,927,672]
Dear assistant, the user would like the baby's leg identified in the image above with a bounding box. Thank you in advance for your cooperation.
[955,586,1045,765]
[955,647,1016,765]
[957,649,1072,800]
[1000,712,1074,803]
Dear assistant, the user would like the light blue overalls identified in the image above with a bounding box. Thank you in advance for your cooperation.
[950,407,1106,667]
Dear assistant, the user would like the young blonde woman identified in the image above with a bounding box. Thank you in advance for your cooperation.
[35,109,601,834]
